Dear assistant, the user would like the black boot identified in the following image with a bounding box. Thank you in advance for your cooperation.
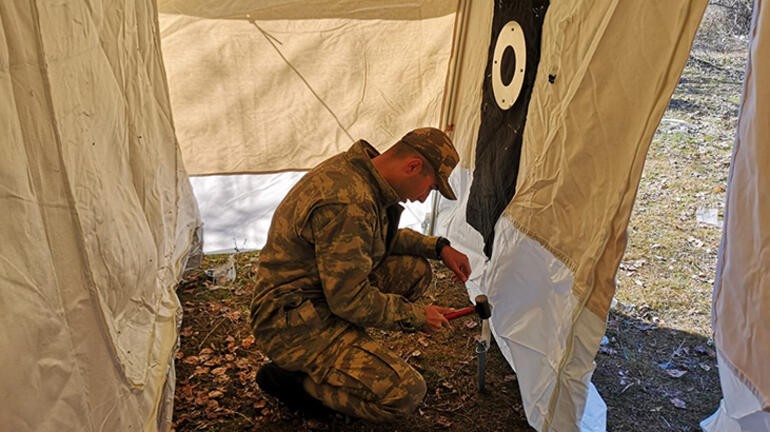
[256,361,331,418]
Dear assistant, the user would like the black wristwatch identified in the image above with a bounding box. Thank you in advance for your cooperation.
[435,237,451,257]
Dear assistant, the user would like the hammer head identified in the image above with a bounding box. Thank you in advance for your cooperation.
[474,295,491,319]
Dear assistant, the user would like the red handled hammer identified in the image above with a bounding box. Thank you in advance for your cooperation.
[442,295,491,321]
[442,295,492,392]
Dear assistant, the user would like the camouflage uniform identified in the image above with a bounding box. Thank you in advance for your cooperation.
[251,139,448,421]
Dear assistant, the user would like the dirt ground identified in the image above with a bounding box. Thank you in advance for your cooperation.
[172,251,723,432]
[173,259,531,432]
[172,22,748,432]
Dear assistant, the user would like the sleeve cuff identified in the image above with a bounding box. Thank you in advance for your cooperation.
[398,303,426,332]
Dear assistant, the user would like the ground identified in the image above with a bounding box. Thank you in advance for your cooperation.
[172,28,748,432]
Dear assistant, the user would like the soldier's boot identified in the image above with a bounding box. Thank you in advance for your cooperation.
[256,361,331,418]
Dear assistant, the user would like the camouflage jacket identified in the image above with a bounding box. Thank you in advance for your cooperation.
[251,140,441,332]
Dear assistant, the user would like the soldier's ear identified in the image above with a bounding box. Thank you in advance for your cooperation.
[405,158,423,175]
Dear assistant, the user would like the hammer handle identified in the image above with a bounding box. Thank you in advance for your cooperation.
[443,306,475,320]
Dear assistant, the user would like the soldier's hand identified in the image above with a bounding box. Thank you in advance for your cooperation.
[423,305,454,333]
[440,246,472,283]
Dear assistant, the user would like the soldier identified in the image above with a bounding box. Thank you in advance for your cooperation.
[250,127,472,421]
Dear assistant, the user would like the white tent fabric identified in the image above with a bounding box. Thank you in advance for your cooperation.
[702,1,770,430]
[190,173,305,253]
[190,173,433,253]
[1,1,200,431]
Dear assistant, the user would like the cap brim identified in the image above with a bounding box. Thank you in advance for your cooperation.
[437,176,457,200]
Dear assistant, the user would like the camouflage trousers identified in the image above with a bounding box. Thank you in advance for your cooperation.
[253,255,433,422]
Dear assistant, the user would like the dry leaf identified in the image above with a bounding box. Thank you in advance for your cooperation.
[208,390,224,399]
[234,358,251,370]
[239,371,256,384]
[436,416,453,428]
[671,398,687,409]
[190,366,210,379]
[306,419,326,430]
[213,374,231,384]
[666,369,687,378]
[417,336,430,347]
[182,356,200,365]
[241,335,255,349]
[211,366,228,376]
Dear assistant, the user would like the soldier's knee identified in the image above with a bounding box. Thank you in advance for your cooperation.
[379,369,427,419]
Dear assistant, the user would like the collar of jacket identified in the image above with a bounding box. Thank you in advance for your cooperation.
[345,140,401,207]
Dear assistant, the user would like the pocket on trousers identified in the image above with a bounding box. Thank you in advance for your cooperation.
[285,299,321,327]
[322,340,408,400]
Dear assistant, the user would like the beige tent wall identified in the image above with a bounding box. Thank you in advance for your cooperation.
[505,1,706,429]
[505,1,706,430]
[0,1,200,431]
[440,0,707,430]
[703,0,770,429]
[508,0,707,320]
[158,0,457,175]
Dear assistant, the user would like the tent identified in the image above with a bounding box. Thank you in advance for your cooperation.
[1,1,200,430]
[2,0,767,431]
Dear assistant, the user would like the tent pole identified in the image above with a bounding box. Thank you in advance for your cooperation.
[430,0,470,236]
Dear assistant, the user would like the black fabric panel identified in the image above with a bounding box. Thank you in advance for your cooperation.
[467,0,549,258]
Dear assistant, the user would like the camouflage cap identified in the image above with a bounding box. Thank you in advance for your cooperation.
[400,127,459,200]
